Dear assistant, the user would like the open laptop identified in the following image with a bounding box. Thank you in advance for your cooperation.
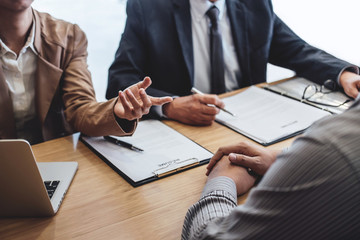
[0,139,78,217]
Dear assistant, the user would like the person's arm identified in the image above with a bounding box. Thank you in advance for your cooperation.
[183,129,359,239]
[182,155,256,240]
[106,0,172,99]
[61,24,171,137]
[268,14,360,97]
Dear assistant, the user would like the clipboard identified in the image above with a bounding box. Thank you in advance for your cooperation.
[216,86,331,146]
[81,120,213,187]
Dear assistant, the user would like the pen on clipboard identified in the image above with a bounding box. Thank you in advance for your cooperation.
[103,136,144,152]
[191,87,236,117]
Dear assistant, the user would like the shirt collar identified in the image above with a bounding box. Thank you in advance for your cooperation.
[0,17,37,57]
[190,0,226,22]
[27,19,37,54]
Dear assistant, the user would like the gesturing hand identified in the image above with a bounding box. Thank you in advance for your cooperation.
[206,141,280,176]
[162,93,225,125]
[114,77,173,121]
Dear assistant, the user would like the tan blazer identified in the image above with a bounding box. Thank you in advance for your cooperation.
[0,9,136,142]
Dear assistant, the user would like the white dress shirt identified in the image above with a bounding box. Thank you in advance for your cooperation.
[0,20,38,141]
[190,0,240,93]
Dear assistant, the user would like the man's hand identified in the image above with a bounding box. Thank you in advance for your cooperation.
[162,94,225,125]
[208,155,256,195]
[206,141,280,176]
[339,71,360,99]
[114,77,173,121]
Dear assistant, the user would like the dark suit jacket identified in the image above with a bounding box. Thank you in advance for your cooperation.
[107,0,356,114]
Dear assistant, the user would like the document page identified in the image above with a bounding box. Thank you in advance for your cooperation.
[82,120,212,183]
[216,86,331,145]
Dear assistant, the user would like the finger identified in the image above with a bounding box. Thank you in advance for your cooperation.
[136,76,152,90]
[230,141,259,157]
[125,89,142,109]
[213,144,247,157]
[124,90,142,118]
[206,149,225,175]
[352,89,359,99]
[355,82,360,98]
[183,111,216,126]
[198,94,225,109]
[139,89,152,110]
[118,91,133,113]
[198,112,216,123]
[190,95,219,115]
[229,153,261,173]
[149,96,173,106]
[346,88,359,99]
[199,104,220,115]
[350,81,360,97]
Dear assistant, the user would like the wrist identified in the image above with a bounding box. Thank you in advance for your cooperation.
[162,102,171,118]
[271,149,281,161]
[247,167,262,184]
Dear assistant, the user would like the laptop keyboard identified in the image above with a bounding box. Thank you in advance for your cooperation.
[44,180,60,199]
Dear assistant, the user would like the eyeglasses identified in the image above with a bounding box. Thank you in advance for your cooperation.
[302,85,351,107]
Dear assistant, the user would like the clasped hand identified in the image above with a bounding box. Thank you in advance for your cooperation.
[206,141,280,195]
[114,77,173,120]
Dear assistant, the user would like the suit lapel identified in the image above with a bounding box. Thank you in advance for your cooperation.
[172,0,194,84]
[0,64,17,138]
[33,10,63,125]
[226,0,251,87]
[35,57,63,124]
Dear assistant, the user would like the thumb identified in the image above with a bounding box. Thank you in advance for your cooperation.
[229,153,258,170]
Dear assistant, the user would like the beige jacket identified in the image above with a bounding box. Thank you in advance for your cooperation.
[0,9,136,142]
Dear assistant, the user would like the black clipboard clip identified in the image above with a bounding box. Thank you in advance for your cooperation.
[153,158,200,177]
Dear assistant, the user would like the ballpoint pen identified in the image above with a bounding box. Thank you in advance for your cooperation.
[103,136,144,152]
[191,87,236,117]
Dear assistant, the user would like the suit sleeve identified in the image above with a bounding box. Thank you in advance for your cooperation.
[268,15,359,85]
[61,24,137,137]
[106,0,173,99]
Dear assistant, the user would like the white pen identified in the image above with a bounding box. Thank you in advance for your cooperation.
[191,87,236,117]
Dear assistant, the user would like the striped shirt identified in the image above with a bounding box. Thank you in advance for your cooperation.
[182,97,360,239]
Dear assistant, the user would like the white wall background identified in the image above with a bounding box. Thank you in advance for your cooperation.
[33,0,360,101]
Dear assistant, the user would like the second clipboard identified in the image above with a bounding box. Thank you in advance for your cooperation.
[81,120,213,187]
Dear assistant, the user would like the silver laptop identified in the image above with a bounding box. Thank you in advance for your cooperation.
[0,139,78,217]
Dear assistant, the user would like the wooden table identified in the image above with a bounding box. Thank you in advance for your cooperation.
[0,89,294,240]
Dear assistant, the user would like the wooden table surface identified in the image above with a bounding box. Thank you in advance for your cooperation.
[0,88,294,240]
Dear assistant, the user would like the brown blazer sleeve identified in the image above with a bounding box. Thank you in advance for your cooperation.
[61,24,137,137]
